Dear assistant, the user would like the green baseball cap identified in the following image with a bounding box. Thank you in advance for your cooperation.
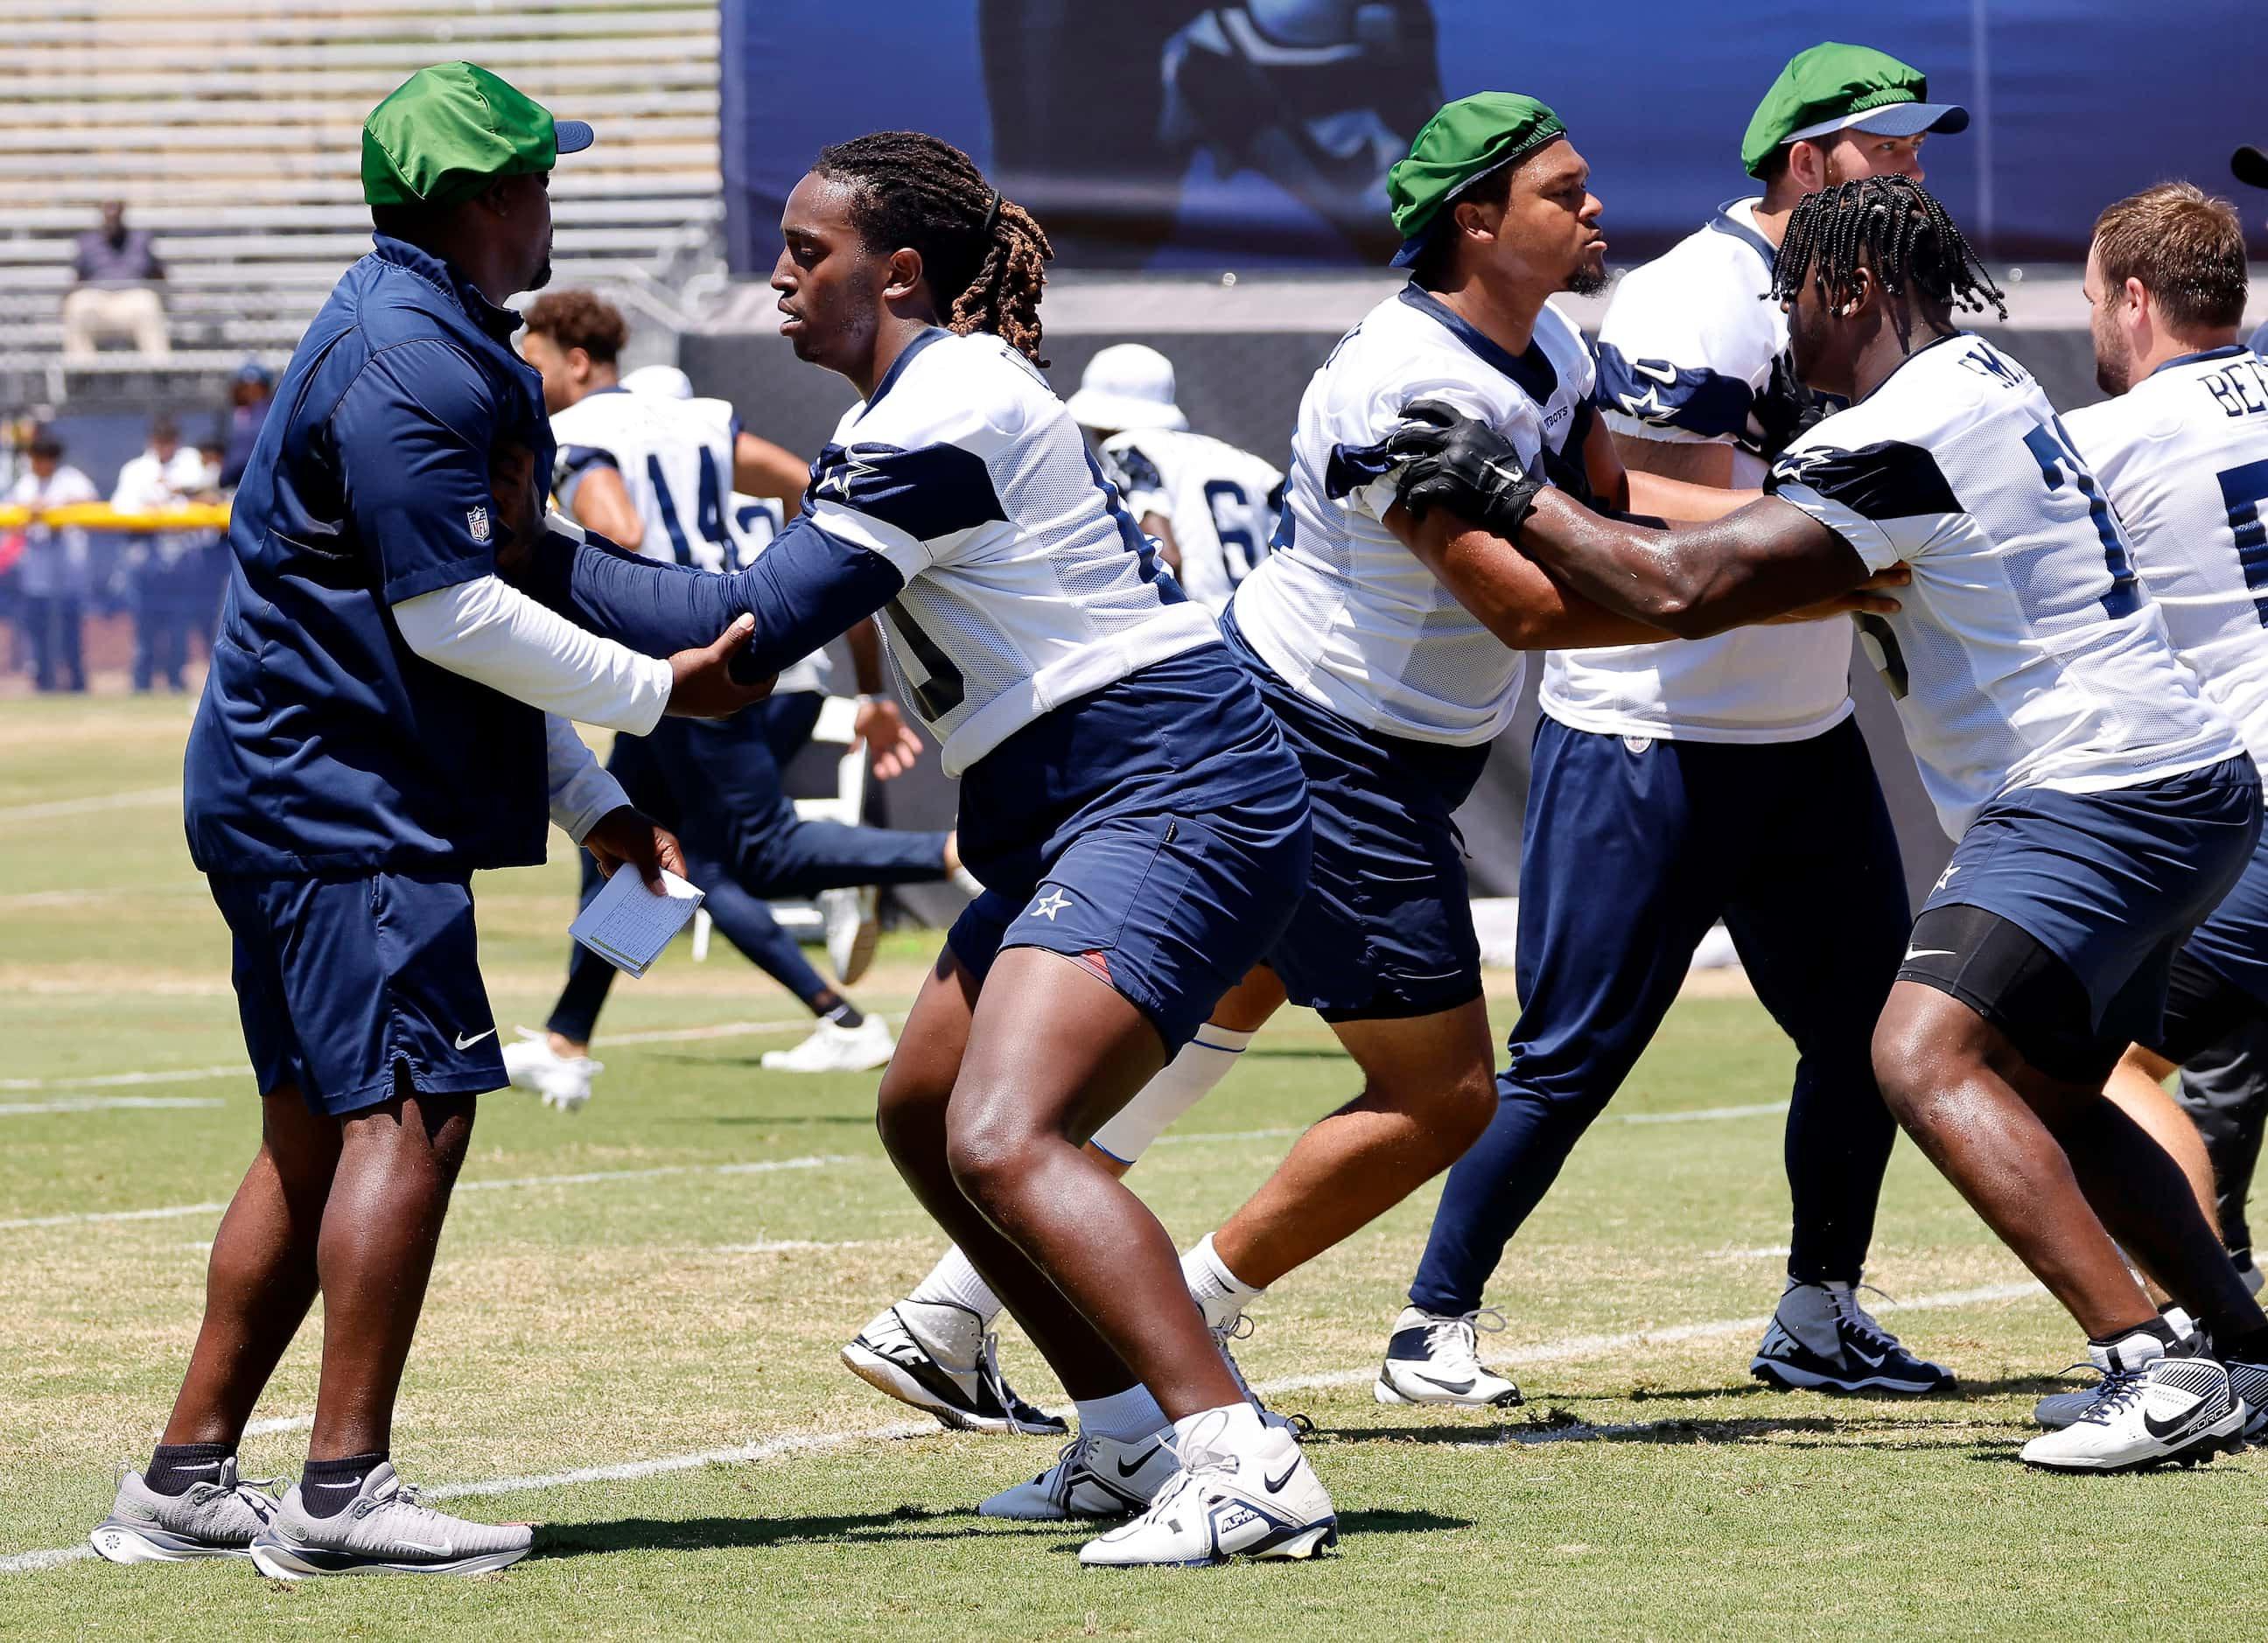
[1740,43,1967,178]
[362,61,594,208]
[1387,93,1567,269]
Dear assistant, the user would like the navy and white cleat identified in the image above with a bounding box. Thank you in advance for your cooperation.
[1375,1305,1522,1408]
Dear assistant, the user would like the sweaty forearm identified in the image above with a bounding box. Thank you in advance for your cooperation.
[1518,491,1860,639]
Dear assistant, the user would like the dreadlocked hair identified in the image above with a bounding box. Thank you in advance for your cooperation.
[813,131,1054,366]
[1770,175,2006,342]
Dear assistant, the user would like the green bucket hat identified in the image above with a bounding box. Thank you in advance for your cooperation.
[1740,43,1967,178]
[1387,93,1567,269]
[362,61,594,209]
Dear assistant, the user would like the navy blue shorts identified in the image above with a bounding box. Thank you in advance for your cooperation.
[947,644,1312,1052]
[209,870,507,1115]
[2180,815,2268,1013]
[1911,757,2263,1056]
[1221,614,1489,1021]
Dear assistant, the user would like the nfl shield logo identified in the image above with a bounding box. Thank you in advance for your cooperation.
[467,506,491,543]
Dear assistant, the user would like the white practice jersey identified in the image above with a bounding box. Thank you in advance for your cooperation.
[806,327,1217,776]
[553,386,741,572]
[1561,195,1852,744]
[1768,333,2244,836]
[1096,428,1282,613]
[2064,346,2268,771]
[1231,284,1594,745]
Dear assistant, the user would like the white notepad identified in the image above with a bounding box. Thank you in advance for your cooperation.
[568,867,705,979]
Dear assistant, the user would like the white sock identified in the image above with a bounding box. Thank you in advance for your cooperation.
[1182,1232,1265,1331]
[1088,1025,1255,1164]
[1075,1383,1169,1443]
[1172,1399,1270,1463]
[906,1245,1003,1325]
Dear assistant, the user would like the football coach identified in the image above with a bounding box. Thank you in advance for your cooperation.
[89,63,766,1579]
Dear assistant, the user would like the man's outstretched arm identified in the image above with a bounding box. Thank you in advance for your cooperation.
[514,514,904,683]
[1515,489,1878,639]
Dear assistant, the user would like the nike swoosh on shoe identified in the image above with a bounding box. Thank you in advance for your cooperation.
[1116,1447,1161,1479]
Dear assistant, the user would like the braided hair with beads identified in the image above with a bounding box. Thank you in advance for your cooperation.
[812,131,1055,366]
[1770,175,2006,345]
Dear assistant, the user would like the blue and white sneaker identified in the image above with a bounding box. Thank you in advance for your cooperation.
[1751,1279,1955,1396]
[2020,1331,2245,1472]
[1079,1414,1336,1568]
[1375,1305,1522,1408]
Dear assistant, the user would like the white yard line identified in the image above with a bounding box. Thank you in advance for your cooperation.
[0,1017,815,1096]
[0,787,177,824]
[0,1278,2049,1577]
[1622,1101,1791,1125]
[0,1097,225,1117]
[0,1153,858,1231]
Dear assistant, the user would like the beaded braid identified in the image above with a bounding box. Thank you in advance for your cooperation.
[1771,175,2006,338]
[812,131,1055,365]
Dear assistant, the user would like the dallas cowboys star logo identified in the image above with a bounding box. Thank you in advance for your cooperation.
[1029,888,1071,921]
[816,446,889,503]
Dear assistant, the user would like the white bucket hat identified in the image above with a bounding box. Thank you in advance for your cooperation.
[1066,343,1187,432]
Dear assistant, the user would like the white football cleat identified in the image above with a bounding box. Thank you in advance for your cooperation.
[1079,1415,1337,1568]
[979,1428,1180,1521]
[760,1014,894,1074]
[2034,1308,2194,1430]
[500,1027,599,1113]
[1375,1305,1522,1407]
[820,885,881,986]
[840,1300,1067,1436]
[2019,1331,2245,1472]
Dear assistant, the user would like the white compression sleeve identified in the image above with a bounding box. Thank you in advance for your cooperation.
[393,573,673,735]
[543,714,629,843]
[1088,1024,1255,1164]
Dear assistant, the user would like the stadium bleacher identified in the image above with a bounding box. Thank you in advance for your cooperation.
[0,0,725,408]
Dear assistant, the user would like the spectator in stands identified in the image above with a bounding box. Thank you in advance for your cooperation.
[63,202,171,360]
[6,428,96,691]
[218,361,273,489]
[111,415,217,692]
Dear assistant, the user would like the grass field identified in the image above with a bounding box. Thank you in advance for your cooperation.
[4,694,2263,1641]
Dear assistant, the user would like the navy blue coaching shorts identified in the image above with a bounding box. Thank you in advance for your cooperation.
[208,870,508,1115]
[1220,611,1491,1023]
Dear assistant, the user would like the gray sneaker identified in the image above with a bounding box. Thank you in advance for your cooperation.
[90,1459,284,1563]
[248,1461,533,1578]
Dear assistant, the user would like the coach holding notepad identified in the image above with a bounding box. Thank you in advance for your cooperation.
[88,64,765,1580]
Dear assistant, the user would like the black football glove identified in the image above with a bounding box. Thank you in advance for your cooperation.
[1382,399,1546,540]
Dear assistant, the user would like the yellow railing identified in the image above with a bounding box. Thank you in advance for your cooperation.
[0,502,230,530]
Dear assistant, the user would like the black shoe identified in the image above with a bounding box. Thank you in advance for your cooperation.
[1750,1281,1956,1396]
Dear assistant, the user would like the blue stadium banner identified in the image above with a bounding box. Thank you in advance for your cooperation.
[723,1,2267,273]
